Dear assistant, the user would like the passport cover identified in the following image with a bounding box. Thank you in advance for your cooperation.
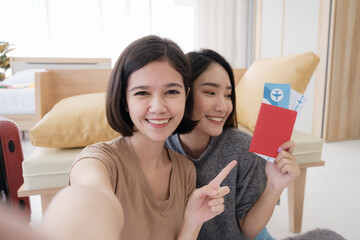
[249,103,297,158]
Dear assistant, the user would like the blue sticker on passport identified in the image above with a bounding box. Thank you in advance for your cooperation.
[263,83,291,109]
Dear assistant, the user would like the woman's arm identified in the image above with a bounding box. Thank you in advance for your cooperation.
[0,204,47,240]
[238,182,281,239]
[39,159,124,240]
[239,141,300,239]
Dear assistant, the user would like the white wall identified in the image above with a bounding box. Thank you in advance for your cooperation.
[260,0,320,134]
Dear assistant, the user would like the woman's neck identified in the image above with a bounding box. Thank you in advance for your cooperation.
[128,132,166,171]
[179,130,211,159]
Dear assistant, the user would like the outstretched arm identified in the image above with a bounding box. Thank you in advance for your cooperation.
[239,141,300,239]
[178,160,238,240]
[0,204,46,240]
[39,159,124,240]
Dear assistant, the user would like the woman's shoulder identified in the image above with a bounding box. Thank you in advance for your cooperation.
[217,128,260,162]
[221,127,252,145]
[78,136,126,160]
[165,134,181,152]
[85,136,125,150]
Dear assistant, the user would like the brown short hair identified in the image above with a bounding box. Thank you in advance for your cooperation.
[106,35,196,136]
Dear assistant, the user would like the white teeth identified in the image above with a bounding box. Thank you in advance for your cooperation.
[206,116,223,122]
[148,119,170,125]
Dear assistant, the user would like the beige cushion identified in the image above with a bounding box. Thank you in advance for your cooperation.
[290,130,323,164]
[22,147,83,190]
[22,128,323,191]
[29,93,119,148]
[236,52,320,132]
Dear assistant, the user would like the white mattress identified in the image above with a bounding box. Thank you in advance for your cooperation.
[0,88,35,115]
[0,68,45,115]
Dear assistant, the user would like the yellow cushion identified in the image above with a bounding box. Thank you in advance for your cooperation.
[29,93,120,148]
[235,52,320,132]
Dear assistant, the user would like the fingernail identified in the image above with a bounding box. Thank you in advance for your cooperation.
[277,147,283,153]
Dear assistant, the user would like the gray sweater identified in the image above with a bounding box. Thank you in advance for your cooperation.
[166,128,267,240]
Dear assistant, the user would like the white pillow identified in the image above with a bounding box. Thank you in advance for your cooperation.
[2,68,46,86]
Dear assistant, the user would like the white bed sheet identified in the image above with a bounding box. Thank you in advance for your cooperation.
[0,68,42,115]
[0,88,35,115]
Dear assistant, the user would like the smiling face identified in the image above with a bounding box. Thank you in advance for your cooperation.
[126,60,186,142]
[191,63,233,138]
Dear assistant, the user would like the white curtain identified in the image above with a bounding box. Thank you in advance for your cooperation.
[1,0,195,65]
[2,0,251,67]
[194,0,253,68]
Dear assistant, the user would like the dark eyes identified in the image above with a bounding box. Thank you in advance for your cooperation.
[204,91,215,96]
[204,91,232,98]
[134,89,180,96]
[166,89,180,95]
[134,91,149,96]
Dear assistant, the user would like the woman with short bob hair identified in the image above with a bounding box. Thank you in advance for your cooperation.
[41,36,237,240]
[106,35,196,136]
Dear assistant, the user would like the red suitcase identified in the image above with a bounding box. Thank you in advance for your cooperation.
[0,117,31,222]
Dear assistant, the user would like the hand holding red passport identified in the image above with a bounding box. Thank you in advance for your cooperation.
[249,103,297,158]
[249,83,302,161]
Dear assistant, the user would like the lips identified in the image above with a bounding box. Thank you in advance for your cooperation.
[146,118,170,125]
[206,116,224,122]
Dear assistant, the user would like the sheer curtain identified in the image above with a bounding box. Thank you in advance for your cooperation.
[1,0,194,64]
[2,0,251,67]
[194,0,253,68]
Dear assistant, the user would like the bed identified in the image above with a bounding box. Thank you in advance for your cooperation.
[0,57,112,131]
[18,64,324,233]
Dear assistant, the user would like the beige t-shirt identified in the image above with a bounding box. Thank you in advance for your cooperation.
[73,136,196,240]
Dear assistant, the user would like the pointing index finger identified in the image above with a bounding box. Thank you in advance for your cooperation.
[209,160,237,188]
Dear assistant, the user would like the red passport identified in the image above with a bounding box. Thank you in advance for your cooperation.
[249,103,297,158]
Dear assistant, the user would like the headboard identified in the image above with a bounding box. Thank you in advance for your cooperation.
[10,57,112,75]
[35,68,247,121]
[35,69,112,120]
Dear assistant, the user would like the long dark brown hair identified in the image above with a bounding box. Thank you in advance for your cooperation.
[186,49,238,129]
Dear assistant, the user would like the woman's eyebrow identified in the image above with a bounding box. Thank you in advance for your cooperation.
[201,82,232,90]
[166,83,184,88]
[201,82,220,88]
[129,85,149,92]
[129,83,183,92]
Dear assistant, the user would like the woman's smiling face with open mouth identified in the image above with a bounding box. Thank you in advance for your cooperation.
[191,63,233,138]
[126,60,186,142]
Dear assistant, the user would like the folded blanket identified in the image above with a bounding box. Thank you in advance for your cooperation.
[282,228,345,240]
